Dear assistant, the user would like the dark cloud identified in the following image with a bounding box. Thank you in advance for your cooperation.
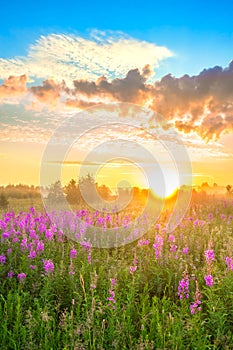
[151,61,233,139]
[72,66,151,103]
[30,79,66,106]
[2,61,233,140]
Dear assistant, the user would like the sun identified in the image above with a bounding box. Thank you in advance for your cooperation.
[149,168,180,198]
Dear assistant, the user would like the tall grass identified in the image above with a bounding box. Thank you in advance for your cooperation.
[0,197,233,349]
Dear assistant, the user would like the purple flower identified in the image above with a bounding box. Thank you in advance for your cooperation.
[199,220,205,227]
[80,241,91,249]
[107,290,115,302]
[70,248,77,259]
[45,229,53,241]
[17,272,26,283]
[30,265,36,269]
[130,265,137,274]
[204,274,214,287]
[87,252,92,264]
[43,259,54,274]
[36,241,44,252]
[204,249,215,263]
[0,255,6,264]
[178,279,189,299]
[153,235,164,259]
[168,234,175,242]
[138,239,149,246]
[190,281,202,314]
[190,300,202,314]
[170,244,177,253]
[178,273,189,300]
[7,270,14,278]
[111,278,117,287]
[2,232,10,239]
[182,246,189,254]
[75,233,80,240]
[29,229,37,239]
[7,248,12,255]
[90,283,96,290]
[28,251,36,259]
[20,238,28,251]
[226,256,233,271]
[106,289,116,309]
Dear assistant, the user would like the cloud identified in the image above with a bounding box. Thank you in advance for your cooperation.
[24,64,154,109]
[64,60,233,140]
[65,99,100,109]
[29,79,66,107]
[72,65,153,103]
[0,75,27,98]
[0,32,172,85]
[0,30,233,141]
[150,61,233,140]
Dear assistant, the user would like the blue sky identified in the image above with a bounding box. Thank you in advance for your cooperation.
[1,0,233,78]
[0,0,233,187]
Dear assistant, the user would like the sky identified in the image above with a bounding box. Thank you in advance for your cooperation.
[0,0,233,193]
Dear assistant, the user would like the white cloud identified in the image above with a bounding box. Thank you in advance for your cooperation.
[0,31,173,86]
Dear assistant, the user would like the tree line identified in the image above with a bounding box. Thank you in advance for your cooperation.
[46,174,150,206]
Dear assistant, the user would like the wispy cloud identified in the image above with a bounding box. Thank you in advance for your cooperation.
[0,31,172,85]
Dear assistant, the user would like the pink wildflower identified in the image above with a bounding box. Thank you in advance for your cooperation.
[130,265,137,274]
[204,249,215,263]
[204,274,214,287]
[190,281,202,314]
[153,235,164,259]
[7,270,14,278]
[168,234,175,242]
[43,259,54,274]
[0,255,6,264]
[28,251,36,259]
[70,248,77,259]
[178,270,189,300]
[182,246,189,254]
[225,256,233,271]
[17,272,26,283]
[138,239,149,246]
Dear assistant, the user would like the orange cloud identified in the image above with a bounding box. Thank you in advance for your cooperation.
[65,99,100,109]
[1,60,233,140]
[29,79,66,107]
[71,66,152,104]
[0,75,27,98]
[150,61,233,140]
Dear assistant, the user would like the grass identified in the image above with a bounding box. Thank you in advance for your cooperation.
[0,196,233,349]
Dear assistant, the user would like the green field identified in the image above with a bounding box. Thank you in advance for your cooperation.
[1,196,233,349]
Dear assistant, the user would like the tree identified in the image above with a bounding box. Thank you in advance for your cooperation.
[0,193,9,210]
[78,173,96,204]
[201,182,209,188]
[97,184,112,200]
[47,181,64,204]
[64,179,81,204]
[226,185,233,195]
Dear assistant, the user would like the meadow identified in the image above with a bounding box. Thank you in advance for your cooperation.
[0,195,233,349]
